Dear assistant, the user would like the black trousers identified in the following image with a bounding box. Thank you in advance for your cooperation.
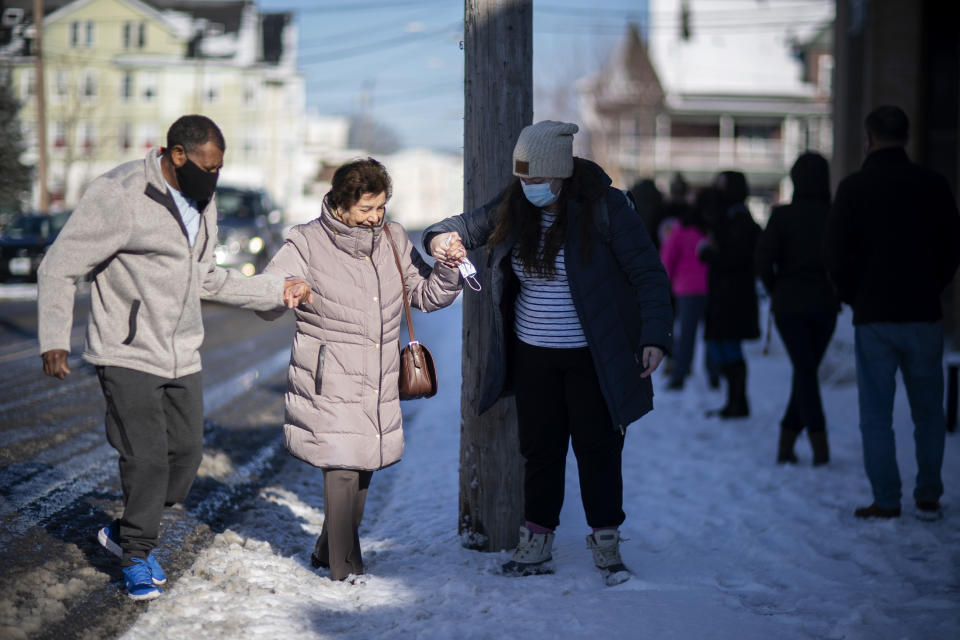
[97,366,204,565]
[513,339,625,530]
[774,310,836,433]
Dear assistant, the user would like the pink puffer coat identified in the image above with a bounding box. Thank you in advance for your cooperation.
[259,201,461,470]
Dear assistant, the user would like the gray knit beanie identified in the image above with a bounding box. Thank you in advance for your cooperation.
[512,120,579,179]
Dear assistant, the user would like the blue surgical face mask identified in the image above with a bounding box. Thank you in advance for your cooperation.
[521,181,559,207]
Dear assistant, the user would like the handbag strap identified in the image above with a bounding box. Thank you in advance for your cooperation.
[382,225,416,343]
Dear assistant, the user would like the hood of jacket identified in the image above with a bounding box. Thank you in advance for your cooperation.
[790,152,831,202]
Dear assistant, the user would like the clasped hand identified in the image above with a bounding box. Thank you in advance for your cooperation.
[429,232,467,268]
[283,279,313,308]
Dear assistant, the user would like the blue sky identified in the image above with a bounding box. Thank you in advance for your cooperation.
[257,0,647,152]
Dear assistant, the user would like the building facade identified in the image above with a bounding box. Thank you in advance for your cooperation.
[1,0,304,213]
[580,0,834,214]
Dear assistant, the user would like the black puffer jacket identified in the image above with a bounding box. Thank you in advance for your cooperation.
[424,159,673,430]
[699,203,761,341]
[824,147,960,325]
[755,153,840,316]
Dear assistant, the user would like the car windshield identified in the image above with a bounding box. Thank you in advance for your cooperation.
[3,213,69,239]
[216,190,260,221]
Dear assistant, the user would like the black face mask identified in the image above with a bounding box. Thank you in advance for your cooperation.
[175,158,219,205]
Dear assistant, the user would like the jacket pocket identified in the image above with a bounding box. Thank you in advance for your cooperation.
[314,344,326,395]
[122,300,141,345]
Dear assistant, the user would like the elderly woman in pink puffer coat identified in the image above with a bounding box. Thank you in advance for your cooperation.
[258,158,463,582]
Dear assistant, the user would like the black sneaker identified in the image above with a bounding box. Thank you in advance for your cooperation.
[915,501,943,521]
[854,503,901,519]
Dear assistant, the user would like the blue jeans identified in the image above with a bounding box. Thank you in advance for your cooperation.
[670,295,707,383]
[707,340,743,366]
[855,322,945,507]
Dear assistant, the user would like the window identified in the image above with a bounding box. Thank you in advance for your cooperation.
[140,123,158,150]
[141,72,157,102]
[125,21,146,48]
[81,70,97,104]
[72,20,94,47]
[121,71,134,100]
[119,123,132,151]
[53,122,67,149]
[817,54,834,95]
[85,21,95,47]
[20,68,35,99]
[53,70,69,103]
[78,122,96,152]
[243,78,258,107]
[203,76,219,104]
[70,21,80,47]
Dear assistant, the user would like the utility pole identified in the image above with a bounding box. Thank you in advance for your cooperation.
[33,0,49,212]
[460,0,531,552]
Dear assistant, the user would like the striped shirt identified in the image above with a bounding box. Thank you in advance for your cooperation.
[511,211,587,348]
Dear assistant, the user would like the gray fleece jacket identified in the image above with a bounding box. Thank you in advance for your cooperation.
[37,148,286,379]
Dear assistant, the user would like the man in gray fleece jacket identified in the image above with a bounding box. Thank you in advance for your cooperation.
[37,115,311,600]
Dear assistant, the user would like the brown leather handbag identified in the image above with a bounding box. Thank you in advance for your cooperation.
[383,225,438,400]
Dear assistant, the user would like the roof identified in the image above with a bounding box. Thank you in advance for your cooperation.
[648,0,834,98]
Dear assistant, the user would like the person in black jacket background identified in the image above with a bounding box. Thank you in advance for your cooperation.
[824,105,960,521]
[425,121,673,585]
[699,171,761,418]
[756,152,839,465]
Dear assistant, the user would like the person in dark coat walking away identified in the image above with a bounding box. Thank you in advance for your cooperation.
[698,171,761,418]
[755,152,839,465]
[824,105,960,521]
[660,188,709,390]
[424,121,673,586]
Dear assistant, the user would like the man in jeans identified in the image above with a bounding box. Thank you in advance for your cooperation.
[825,105,960,520]
[38,115,311,599]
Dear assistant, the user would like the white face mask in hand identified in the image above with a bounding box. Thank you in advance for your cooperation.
[521,181,559,207]
[445,236,481,291]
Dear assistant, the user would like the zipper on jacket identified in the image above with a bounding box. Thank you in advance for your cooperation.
[171,212,203,378]
[561,214,623,433]
[370,227,385,469]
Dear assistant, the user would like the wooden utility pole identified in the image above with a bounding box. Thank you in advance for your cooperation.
[32,0,49,212]
[460,0,531,552]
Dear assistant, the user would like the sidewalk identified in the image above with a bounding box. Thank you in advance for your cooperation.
[123,303,960,640]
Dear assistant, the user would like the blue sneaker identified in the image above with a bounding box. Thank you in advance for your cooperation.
[145,552,167,585]
[100,521,166,585]
[123,558,162,600]
[97,520,122,559]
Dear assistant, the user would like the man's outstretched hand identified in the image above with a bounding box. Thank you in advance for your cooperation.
[283,279,313,308]
[42,349,71,379]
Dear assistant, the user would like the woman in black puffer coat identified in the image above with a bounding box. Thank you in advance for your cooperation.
[698,171,761,419]
[755,152,839,465]
[424,121,672,586]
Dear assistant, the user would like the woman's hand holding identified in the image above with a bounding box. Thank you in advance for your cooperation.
[430,232,466,268]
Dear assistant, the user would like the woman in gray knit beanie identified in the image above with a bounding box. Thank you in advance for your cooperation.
[424,120,673,586]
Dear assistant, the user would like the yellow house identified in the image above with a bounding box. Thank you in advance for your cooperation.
[4,0,304,211]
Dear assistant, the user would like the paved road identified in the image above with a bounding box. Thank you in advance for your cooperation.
[0,288,298,639]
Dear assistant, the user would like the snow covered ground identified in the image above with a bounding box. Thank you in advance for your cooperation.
[123,302,960,640]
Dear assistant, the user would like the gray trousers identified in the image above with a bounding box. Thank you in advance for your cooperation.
[313,469,372,580]
[97,366,204,565]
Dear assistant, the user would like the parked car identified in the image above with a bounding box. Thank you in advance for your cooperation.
[213,186,284,276]
[0,211,72,283]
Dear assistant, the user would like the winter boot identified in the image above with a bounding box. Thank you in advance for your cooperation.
[720,360,749,418]
[586,530,630,586]
[501,525,555,576]
[776,426,801,464]
[705,362,735,417]
[808,430,829,466]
